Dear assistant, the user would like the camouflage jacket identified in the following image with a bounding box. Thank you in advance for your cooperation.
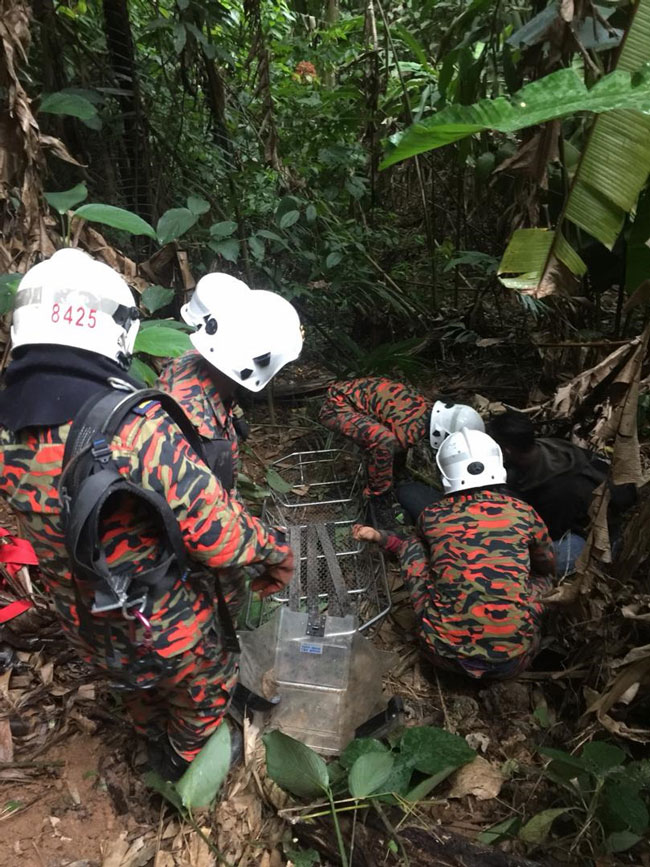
[322,377,431,449]
[158,351,240,486]
[0,398,288,673]
[397,489,554,661]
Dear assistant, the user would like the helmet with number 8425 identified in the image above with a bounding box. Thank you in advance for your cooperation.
[436,428,507,494]
[11,249,140,366]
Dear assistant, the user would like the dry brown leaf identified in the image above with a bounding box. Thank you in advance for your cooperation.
[101,833,130,867]
[447,756,504,801]
[153,854,175,867]
[0,718,14,763]
[39,660,54,685]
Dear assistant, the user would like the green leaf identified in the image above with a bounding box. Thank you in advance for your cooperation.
[404,767,454,802]
[519,808,569,845]
[279,210,300,229]
[626,186,650,293]
[143,771,184,812]
[249,234,265,262]
[73,204,157,239]
[265,467,294,493]
[40,90,98,123]
[305,204,317,223]
[129,357,158,386]
[378,755,414,798]
[263,730,329,799]
[607,830,643,853]
[284,848,321,867]
[601,782,649,834]
[173,22,187,53]
[176,723,231,808]
[210,239,240,263]
[156,208,198,245]
[325,251,343,269]
[0,274,20,315]
[187,195,210,216]
[44,183,88,214]
[237,471,271,501]
[400,727,475,777]
[340,738,389,770]
[582,742,626,777]
[134,324,192,357]
[539,747,589,772]
[210,220,238,239]
[348,752,395,798]
[257,229,283,241]
[381,64,650,168]
[478,816,521,845]
[141,284,175,314]
[139,319,191,332]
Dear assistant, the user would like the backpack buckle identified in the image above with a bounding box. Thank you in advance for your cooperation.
[91,437,112,464]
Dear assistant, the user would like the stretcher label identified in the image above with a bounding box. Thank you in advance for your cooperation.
[299,642,323,655]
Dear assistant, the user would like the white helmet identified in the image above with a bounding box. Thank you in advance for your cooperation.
[11,248,140,365]
[437,428,507,494]
[190,289,303,392]
[429,400,485,451]
[181,272,251,327]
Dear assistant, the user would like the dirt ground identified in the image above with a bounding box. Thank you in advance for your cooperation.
[0,395,648,867]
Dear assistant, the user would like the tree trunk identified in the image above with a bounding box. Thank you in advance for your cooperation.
[102,0,151,220]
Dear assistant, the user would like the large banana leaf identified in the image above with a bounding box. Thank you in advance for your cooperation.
[380,64,650,169]
[499,0,650,296]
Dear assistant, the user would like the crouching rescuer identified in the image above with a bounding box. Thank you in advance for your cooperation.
[353,429,556,680]
[0,249,295,780]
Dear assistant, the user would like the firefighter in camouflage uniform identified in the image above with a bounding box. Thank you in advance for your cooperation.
[158,272,302,493]
[319,377,484,517]
[353,428,555,679]
[0,249,298,779]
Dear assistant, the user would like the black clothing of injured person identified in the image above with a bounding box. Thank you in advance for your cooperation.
[487,412,635,541]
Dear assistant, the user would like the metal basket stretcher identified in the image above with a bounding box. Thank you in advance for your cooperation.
[245,447,391,632]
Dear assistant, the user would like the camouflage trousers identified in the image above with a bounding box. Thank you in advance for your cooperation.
[400,538,552,681]
[123,628,238,762]
[319,401,401,496]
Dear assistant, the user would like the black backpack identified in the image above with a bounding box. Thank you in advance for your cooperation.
[59,386,239,651]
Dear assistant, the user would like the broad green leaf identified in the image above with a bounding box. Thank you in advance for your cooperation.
[257,229,283,241]
[139,319,191,332]
[0,274,20,315]
[210,221,238,238]
[40,90,98,122]
[400,727,475,777]
[498,228,586,293]
[601,782,649,834]
[129,356,158,386]
[478,816,521,845]
[248,234,265,261]
[187,195,210,216]
[210,239,240,263]
[348,752,395,798]
[237,471,271,501]
[404,767,455,802]
[134,324,192,357]
[539,747,590,773]
[173,22,187,53]
[284,848,320,867]
[376,755,413,799]
[305,204,317,223]
[581,742,626,776]
[279,210,300,230]
[263,730,329,799]
[44,183,88,214]
[607,830,643,853]
[143,771,184,811]
[176,723,231,808]
[141,284,175,314]
[519,808,569,844]
[266,467,294,493]
[325,251,343,269]
[340,738,389,770]
[73,204,156,239]
[156,208,198,245]
[381,64,650,168]
[626,186,650,293]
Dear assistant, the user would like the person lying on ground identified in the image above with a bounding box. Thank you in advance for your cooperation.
[0,250,296,782]
[159,272,303,494]
[487,410,636,575]
[319,376,483,519]
[352,428,556,681]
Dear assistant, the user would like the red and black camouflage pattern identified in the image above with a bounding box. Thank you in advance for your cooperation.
[158,351,239,488]
[0,398,288,759]
[319,377,431,495]
[396,489,554,679]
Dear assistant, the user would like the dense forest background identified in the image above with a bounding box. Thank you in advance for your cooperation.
[3,0,650,389]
